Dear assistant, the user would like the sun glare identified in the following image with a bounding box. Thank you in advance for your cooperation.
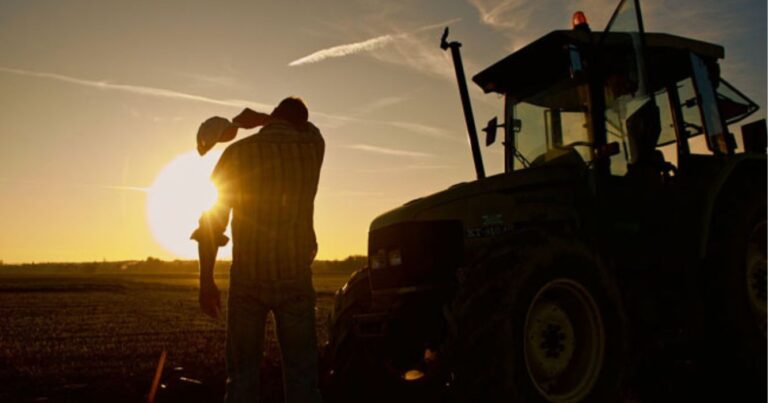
[147,150,231,259]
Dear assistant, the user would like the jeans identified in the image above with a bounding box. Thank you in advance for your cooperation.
[224,274,322,403]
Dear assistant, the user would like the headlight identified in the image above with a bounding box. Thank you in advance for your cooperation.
[371,249,387,269]
[370,248,403,269]
[388,249,402,267]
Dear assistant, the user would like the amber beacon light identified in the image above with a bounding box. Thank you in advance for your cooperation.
[572,11,589,29]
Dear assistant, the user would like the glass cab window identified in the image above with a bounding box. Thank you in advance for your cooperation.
[677,78,705,140]
[603,49,743,175]
[605,97,676,175]
[511,81,592,169]
[690,53,728,153]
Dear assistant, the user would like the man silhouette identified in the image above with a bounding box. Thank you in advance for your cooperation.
[191,97,324,403]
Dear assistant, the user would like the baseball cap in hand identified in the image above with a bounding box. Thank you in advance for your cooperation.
[197,116,236,156]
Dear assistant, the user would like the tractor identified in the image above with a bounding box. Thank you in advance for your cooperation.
[322,0,767,401]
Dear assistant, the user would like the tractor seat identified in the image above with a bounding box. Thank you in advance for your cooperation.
[530,147,584,168]
[626,149,676,182]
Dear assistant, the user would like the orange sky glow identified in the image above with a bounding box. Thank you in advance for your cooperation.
[0,0,765,263]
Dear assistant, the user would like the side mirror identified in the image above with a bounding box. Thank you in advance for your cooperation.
[742,119,767,154]
[483,117,498,146]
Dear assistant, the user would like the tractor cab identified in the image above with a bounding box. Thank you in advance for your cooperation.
[473,14,760,180]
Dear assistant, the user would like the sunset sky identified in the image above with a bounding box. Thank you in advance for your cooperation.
[1,0,765,263]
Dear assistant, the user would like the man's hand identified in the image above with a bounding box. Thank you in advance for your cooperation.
[220,122,238,142]
[199,281,221,319]
[233,108,272,129]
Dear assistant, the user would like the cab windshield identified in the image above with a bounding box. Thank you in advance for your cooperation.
[512,81,593,167]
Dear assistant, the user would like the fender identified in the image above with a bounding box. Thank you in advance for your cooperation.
[698,153,767,258]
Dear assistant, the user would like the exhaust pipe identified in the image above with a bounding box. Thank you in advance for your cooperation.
[441,27,486,180]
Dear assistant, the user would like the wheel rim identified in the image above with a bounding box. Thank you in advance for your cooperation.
[746,220,767,337]
[523,279,605,402]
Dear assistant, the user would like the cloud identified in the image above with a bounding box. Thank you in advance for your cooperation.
[345,144,432,158]
[467,0,615,50]
[181,72,239,88]
[467,0,750,50]
[368,31,457,80]
[641,0,750,42]
[387,121,456,140]
[288,18,460,67]
[470,0,521,29]
[351,96,408,116]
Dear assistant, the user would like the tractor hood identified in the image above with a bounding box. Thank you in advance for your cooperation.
[369,156,588,233]
[369,181,471,232]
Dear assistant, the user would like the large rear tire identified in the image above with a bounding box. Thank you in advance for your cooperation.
[446,233,629,402]
[705,178,767,399]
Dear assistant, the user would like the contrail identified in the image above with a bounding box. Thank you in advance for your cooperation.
[0,66,372,127]
[0,66,458,142]
[345,144,432,158]
[0,178,148,192]
[288,18,461,67]
[0,66,273,111]
[98,184,148,192]
[289,35,396,67]
[0,66,363,126]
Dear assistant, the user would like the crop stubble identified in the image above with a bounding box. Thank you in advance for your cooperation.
[0,272,346,402]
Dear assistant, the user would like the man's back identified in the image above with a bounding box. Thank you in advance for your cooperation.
[204,121,324,282]
[194,98,325,403]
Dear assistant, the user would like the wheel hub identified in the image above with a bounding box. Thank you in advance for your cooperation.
[526,301,575,378]
[541,323,566,358]
[524,279,605,402]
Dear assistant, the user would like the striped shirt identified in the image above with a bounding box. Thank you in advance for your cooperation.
[192,121,324,282]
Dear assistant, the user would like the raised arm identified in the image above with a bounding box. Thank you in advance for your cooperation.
[232,108,272,130]
[197,109,274,156]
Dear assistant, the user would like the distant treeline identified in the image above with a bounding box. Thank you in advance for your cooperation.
[311,255,367,274]
[0,256,367,276]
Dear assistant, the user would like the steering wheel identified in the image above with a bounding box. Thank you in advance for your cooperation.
[684,122,704,135]
[554,141,593,150]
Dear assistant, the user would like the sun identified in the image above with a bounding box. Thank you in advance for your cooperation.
[146,150,231,259]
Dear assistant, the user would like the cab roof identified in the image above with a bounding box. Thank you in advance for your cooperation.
[473,30,725,97]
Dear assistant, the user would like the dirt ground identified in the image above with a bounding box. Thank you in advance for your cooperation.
[0,270,348,403]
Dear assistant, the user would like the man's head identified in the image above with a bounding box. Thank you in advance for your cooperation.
[271,97,309,128]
